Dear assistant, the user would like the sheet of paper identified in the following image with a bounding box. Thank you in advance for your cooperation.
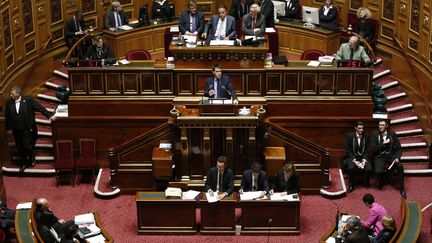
[206,192,219,203]
[265,27,276,33]
[16,202,32,210]
[209,40,235,46]
[182,190,200,200]
[270,192,286,201]
[170,26,179,32]
[183,35,197,43]
[325,237,336,243]
[86,234,106,243]
[119,59,130,65]
[244,36,256,40]
[119,25,133,30]
[240,191,263,200]
[307,61,320,67]
[75,213,95,225]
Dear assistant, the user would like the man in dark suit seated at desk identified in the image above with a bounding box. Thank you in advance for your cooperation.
[204,64,239,105]
[202,5,236,41]
[205,156,235,200]
[104,1,129,32]
[179,1,205,36]
[242,4,266,37]
[336,216,369,243]
[239,162,269,197]
[335,35,371,64]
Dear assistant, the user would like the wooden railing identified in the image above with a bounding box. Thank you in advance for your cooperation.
[62,29,94,65]
[23,36,53,88]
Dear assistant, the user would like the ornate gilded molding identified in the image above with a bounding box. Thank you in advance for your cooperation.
[67,0,75,7]
[424,16,429,27]
[82,0,96,13]
[50,0,62,23]
[410,0,420,32]
[2,9,12,49]
[409,38,419,51]
[383,0,395,21]
[37,6,45,17]
[400,4,406,14]
[22,0,34,35]
[14,18,20,30]
[350,0,363,11]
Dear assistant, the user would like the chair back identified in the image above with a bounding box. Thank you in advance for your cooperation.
[168,181,188,191]
[300,49,325,60]
[79,138,96,157]
[56,140,73,158]
[125,50,152,60]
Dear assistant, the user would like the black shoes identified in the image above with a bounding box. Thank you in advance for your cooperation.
[31,157,36,167]
[400,189,407,199]
[19,165,27,173]
[348,185,354,193]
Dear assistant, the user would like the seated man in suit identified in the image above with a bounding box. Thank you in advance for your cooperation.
[229,0,253,20]
[239,162,269,197]
[104,1,129,31]
[370,119,406,199]
[35,198,75,240]
[273,162,300,194]
[179,1,205,36]
[242,4,266,37]
[202,5,236,41]
[336,216,370,243]
[343,121,372,193]
[335,35,371,64]
[205,156,235,200]
[204,64,239,105]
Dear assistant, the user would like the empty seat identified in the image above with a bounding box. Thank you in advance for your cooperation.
[75,138,97,184]
[125,50,152,60]
[300,49,325,60]
[54,140,75,186]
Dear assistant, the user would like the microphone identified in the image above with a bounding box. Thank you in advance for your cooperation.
[267,218,272,243]
[205,84,214,96]
[221,85,232,97]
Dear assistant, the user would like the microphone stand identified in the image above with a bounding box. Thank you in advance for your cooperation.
[267,218,272,243]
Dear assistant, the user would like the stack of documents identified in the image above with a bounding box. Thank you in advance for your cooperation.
[240,191,263,200]
[270,193,299,201]
[78,224,101,238]
[205,192,220,203]
[182,190,200,200]
[86,234,106,243]
[209,40,235,46]
[16,202,32,210]
[318,55,335,65]
[55,104,68,117]
[75,213,95,225]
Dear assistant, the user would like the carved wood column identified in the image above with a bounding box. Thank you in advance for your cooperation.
[180,128,190,181]
[203,128,211,178]
[248,127,256,162]
[226,128,234,165]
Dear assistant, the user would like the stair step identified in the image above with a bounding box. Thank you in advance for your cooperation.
[393,123,423,136]
[2,163,55,174]
[374,76,398,90]
[35,113,51,125]
[399,136,427,148]
[54,66,69,79]
[37,90,61,103]
[373,57,382,66]
[389,110,418,124]
[373,66,391,80]
[401,149,429,160]
[384,87,406,100]
[386,99,412,112]
[38,100,57,113]
[34,150,55,161]
[46,77,70,90]
[35,138,53,148]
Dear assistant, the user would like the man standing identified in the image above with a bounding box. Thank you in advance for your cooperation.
[204,64,238,104]
[242,4,266,37]
[229,0,253,20]
[202,5,236,41]
[259,0,274,28]
[343,121,372,192]
[370,119,406,198]
[5,86,55,172]
[205,156,235,200]
[63,11,87,48]
[104,1,129,31]
[179,1,205,36]
[335,35,371,64]
[361,193,388,236]
[239,162,269,197]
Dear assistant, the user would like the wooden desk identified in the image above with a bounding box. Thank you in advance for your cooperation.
[199,192,237,234]
[136,191,197,234]
[239,198,300,235]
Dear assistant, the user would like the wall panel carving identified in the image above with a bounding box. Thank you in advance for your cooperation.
[25,40,35,54]
[383,0,394,21]
[52,28,63,41]
[22,0,33,35]
[409,38,419,52]
[410,0,420,33]
[81,0,96,13]
[6,53,13,67]
[349,0,363,11]
[381,25,394,39]
[2,8,11,50]
[50,0,62,23]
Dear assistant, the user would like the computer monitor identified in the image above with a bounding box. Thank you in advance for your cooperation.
[302,6,320,25]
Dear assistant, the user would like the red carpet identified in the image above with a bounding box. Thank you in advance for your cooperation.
[3,175,432,242]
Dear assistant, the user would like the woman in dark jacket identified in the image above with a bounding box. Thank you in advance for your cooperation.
[355,7,374,43]
[373,215,396,243]
[273,162,300,194]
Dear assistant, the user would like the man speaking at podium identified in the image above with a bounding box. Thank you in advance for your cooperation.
[204,64,238,105]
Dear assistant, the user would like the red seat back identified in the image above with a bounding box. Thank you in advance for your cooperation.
[79,138,96,157]
[125,50,152,60]
[300,49,325,60]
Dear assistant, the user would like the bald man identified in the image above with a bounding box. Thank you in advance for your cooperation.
[335,35,371,64]
[104,1,129,31]
[35,198,75,239]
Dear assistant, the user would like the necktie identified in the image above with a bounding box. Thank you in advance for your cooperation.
[116,13,122,27]
[252,17,256,29]
[253,176,258,191]
[216,79,221,98]
[379,134,384,144]
[218,172,223,192]
[191,15,196,32]
[350,48,354,60]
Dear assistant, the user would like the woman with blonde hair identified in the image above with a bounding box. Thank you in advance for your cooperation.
[272,162,300,194]
[355,7,374,43]
[373,215,396,243]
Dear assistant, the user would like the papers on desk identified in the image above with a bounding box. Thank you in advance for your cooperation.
[209,40,235,46]
[16,202,32,210]
[319,55,335,66]
[86,234,106,243]
[118,59,130,65]
[270,193,299,201]
[182,190,200,200]
[54,104,68,118]
[78,224,101,238]
[307,61,320,67]
[240,191,263,200]
[170,26,179,32]
[325,237,336,243]
[75,213,95,225]
[118,25,133,30]
[206,192,220,203]
[244,35,257,40]
[265,27,276,33]
[183,35,197,43]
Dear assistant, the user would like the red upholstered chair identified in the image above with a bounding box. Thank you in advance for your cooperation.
[75,138,97,184]
[125,50,152,60]
[300,49,325,60]
[54,140,75,186]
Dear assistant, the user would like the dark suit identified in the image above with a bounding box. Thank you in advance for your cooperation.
[63,16,85,47]
[355,19,374,43]
[370,129,404,189]
[260,0,275,27]
[179,11,205,35]
[104,10,128,29]
[242,14,266,36]
[152,0,169,19]
[373,227,395,243]
[285,0,300,19]
[229,0,253,20]
[240,169,269,192]
[205,167,235,195]
[204,15,236,41]
[344,132,372,186]
[336,226,370,243]
[36,209,74,238]
[85,44,115,62]
[319,5,338,31]
[5,96,51,166]
[204,75,237,100]
[273,171,300,194]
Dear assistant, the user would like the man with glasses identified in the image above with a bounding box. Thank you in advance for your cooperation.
[202,5,236,41]
[105,1,129,31]
[242,4,266,36]
[179,1,205,36]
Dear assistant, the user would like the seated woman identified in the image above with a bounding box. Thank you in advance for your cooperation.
[273,162,300,194]
[372,216,396,243]
[152,0,169,19]
[355,7,374,44]
[85,35,115,64]
[319,0,338,31]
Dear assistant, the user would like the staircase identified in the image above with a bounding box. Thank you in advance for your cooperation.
[373,63,431,171]
[4,65,69,174]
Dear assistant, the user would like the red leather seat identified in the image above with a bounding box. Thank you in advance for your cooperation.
[75,138,97,184]
[54,139,75,186]
[300,49,325,60]
[125,50,152,60]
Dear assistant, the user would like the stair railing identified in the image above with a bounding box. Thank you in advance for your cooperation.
[62,27,95,66]
[23,36,53,86]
